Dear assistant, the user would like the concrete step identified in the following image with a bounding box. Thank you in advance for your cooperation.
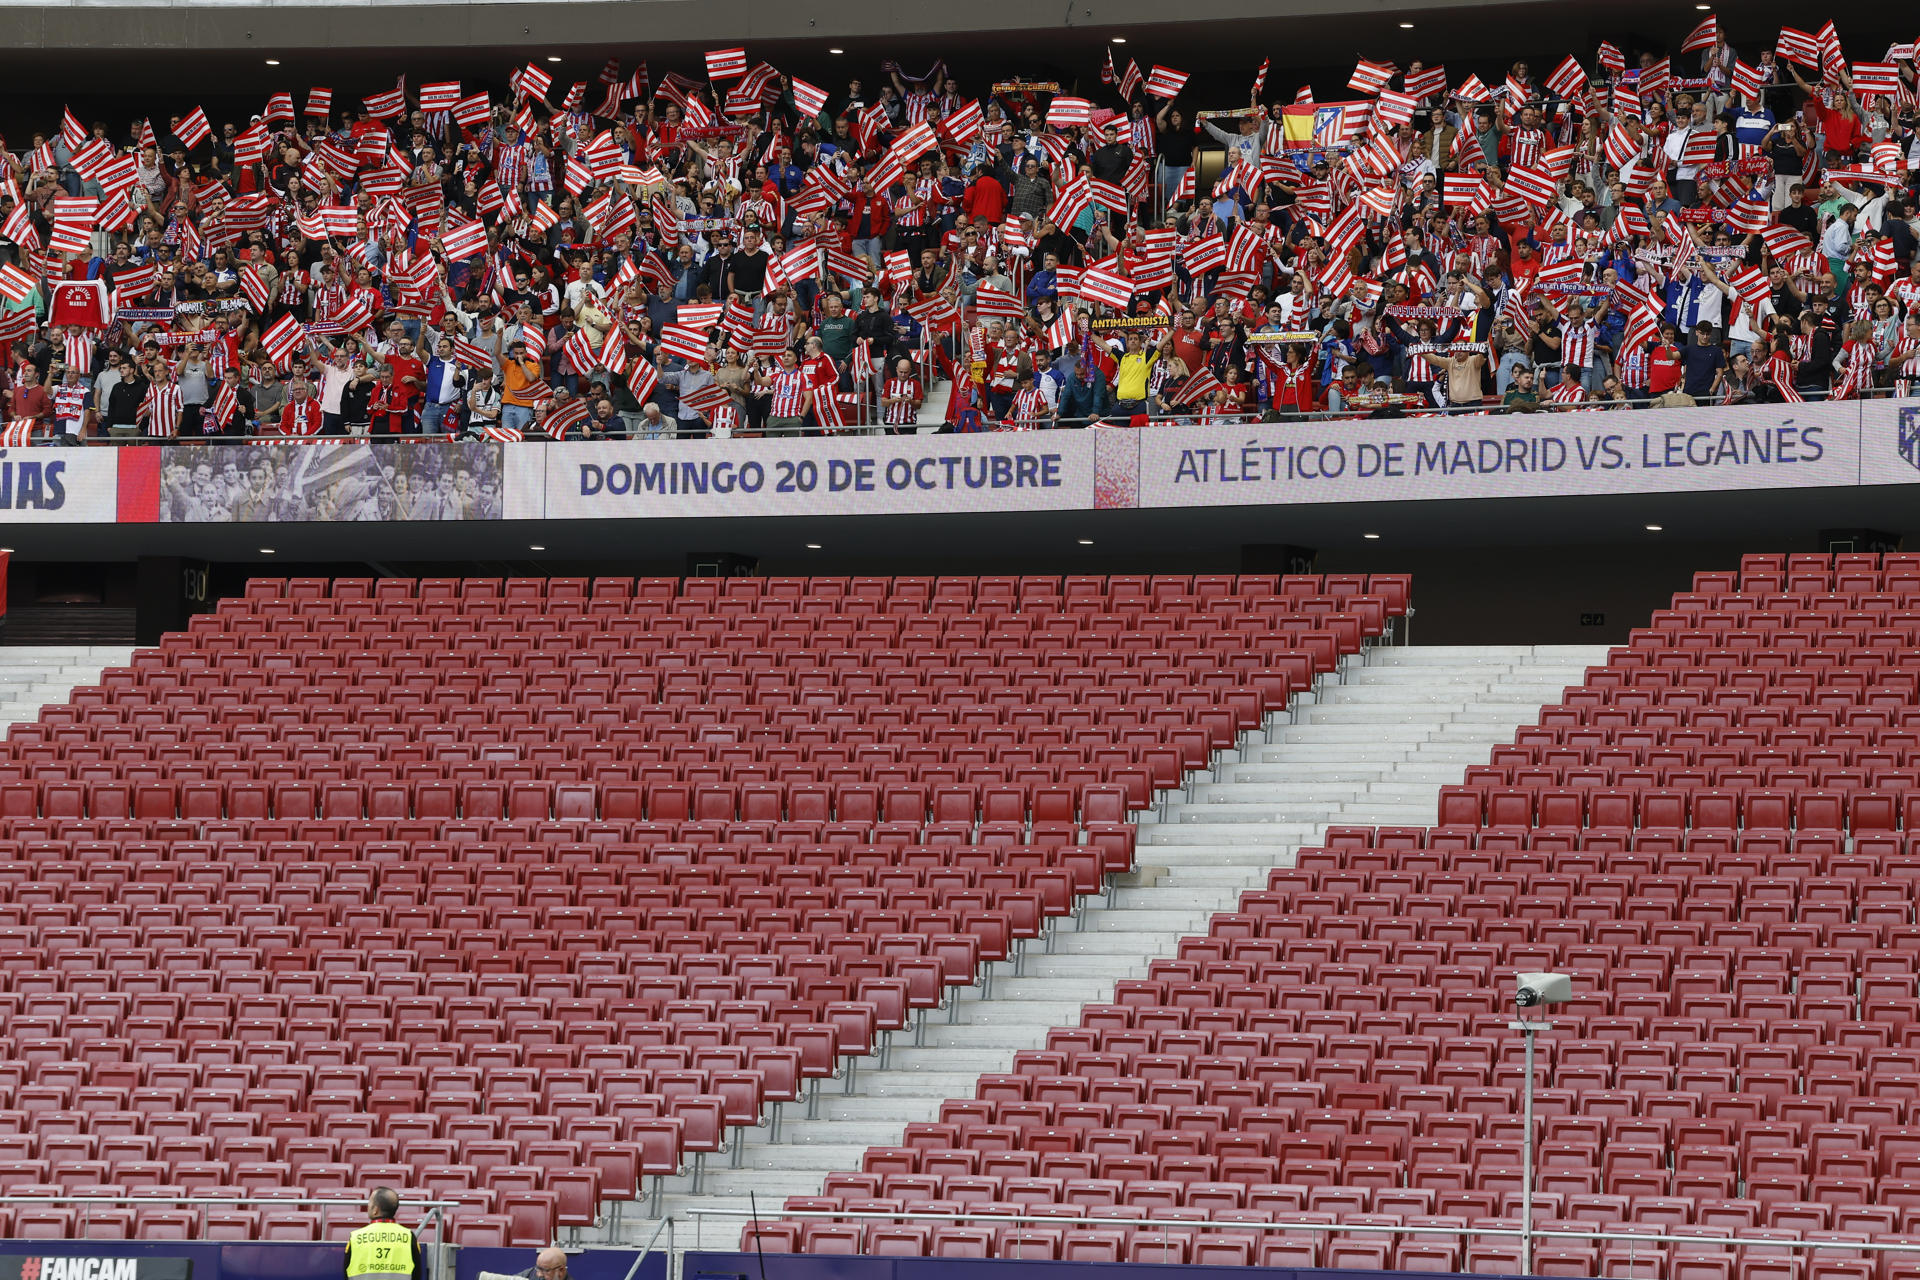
[621,643,1606,1250]
[0,646,141,727]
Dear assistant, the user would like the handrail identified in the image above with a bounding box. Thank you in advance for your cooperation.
[38,385,1916,444]
[687,1206,1920,1254]
[0,1195,461,1207]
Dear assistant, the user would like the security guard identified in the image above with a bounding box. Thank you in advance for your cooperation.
[346,1188,422,1280]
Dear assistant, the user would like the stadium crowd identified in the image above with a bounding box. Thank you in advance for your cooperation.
[0,20,1918,443]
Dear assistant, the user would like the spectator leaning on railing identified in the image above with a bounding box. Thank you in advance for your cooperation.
[0,21,1913,445]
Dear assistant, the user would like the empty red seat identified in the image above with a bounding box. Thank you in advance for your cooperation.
[2,573,1401,1242]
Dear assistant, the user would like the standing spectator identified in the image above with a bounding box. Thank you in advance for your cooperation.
[101,361,147,440]
[498,339,545,435]
[344,1188,421,1280]
[7,366,51,440]
[385,336,426,433]
[1681,322,1728,401]
[1111,331,1157,418]
[420,338,465,437]
[1154,101,1194,210]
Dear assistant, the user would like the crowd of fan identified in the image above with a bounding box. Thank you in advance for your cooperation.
[1,21,1918,443]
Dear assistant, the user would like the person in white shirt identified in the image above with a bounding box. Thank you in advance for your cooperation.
[1823,204,1860,290]
[1664,100,1711,205]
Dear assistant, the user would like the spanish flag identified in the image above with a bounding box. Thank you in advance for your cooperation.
[1281,101,1371,149]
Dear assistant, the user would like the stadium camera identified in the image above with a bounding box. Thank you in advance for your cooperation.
[1514,972,1573,1007]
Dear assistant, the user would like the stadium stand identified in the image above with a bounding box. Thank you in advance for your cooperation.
[746,552,1920,1270]
[0,572,1403,1240]
[5,16,1918,446]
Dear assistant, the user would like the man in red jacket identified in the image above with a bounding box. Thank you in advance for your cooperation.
[960,164,1006,227]
[846,178,892,267]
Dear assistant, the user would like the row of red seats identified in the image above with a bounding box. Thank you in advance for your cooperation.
[1147,908,1920,951]
[1034,1029,1920,1076]
[239,572,1410,608]
[868,1129,1910,1184]
[1616,645,1920,667]
[155,635,1311,673]
[830,1154,1920,1205]
[206,593,1385,624]
[930,1094,1920,1146]
[0,762,1178,800]
[1012,1036,1920,1078]
[1518,725,1914,752]
[0,1205,502,1245]
[1316,823,1915,855]
[187,609,1331,637]
[0,1069,768,1119]
[1489,749,1920,775]
[1260,877,1920,916]
[1586,684,1920,711]
[0,779,1141,825]
[957,1067,1920,1115]
[16,700,1275,739]
[6,713,1252,755]
[1537,706,1917,733]
[1256,878,1920,914]
[1437,783,1913,832]
[0,852,1086,893]
[749,1219,1895,1276]
[163,624,1352,661]
[1591,668,1920,694]
[1644,612,1920,636]
[204,596,1374,629]
[1465,768,1920,793]
[754,1218,1920,1277]
[41,683,1294,718]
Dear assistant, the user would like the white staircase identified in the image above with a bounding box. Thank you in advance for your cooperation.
[913,380,953,431]
[0,645,137,732]
[631,643,1607,1252]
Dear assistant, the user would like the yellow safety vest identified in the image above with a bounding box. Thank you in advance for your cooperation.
[347,1221,417,1280]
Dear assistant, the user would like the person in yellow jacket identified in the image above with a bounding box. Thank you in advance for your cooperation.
[346,1188,422,1280]
[1111,330,1158,419]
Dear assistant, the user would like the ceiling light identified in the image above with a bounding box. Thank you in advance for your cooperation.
[1363,533,1381,540]
[529,545,546,551]
[546,55,562,63]
[0,548,13,554]
[1077,539,1095,545]
[1399,22,1414,28]
[1111,36,1127,44]
[828,47,844,54]
[1695,4,1709,8]
[265,59,280,66]
[1645,524,1664,532]
[259,548,276,554]
[805,543,822,549]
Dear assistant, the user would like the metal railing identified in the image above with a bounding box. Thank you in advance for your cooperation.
[686,1204,1920,1263]
[38,384,1918,444]
[0,1195,455,1271]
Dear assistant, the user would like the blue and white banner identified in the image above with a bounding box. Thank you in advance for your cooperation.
[0,448,122,523]
[513,432,1101,521]
[1133,401,1873,509]
[1,400,1916,526]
